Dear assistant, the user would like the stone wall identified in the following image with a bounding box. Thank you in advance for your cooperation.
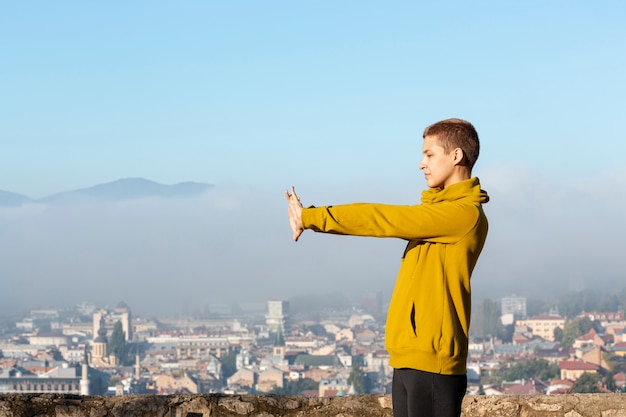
[0,393,625,417]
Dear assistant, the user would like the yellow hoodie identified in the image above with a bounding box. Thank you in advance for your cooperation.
[301,177,489,375]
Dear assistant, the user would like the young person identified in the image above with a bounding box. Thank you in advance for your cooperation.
[285,118,489,417]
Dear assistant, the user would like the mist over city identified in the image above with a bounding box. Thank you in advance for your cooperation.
[1,168,625,318]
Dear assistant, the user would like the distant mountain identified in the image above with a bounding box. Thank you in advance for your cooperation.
[0,178,214,206]
[0,190,34,206]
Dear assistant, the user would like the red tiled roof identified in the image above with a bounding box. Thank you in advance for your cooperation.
[502,382,538,395]
[323,389,338,397]
[301,390,319,398]
[613,373,626,382]
[513,334,532,343]
[577,328,597,340]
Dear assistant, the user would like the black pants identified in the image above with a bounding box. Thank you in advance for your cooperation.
[392,368,467,417]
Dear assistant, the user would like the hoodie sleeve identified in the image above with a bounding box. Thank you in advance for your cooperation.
[301,201,481,243]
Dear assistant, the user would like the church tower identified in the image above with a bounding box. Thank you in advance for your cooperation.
[272,325,286,359]
[92,316,108,361]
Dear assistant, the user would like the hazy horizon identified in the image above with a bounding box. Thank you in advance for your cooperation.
[1,168,625,318]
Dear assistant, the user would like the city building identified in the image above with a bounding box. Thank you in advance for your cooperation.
[500,295,527,325]
[92,303,132,342]
[257,366,284,392]
[516,314,565,342]
[265,300,289,334]
[558,360,599,381]
[0,361,109,395]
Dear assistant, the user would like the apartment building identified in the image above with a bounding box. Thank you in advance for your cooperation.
[516,314,565,342]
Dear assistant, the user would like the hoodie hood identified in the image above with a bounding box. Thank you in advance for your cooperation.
[421,177,489,205]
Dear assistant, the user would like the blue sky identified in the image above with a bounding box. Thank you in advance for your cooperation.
[1,2,626,315]
[2,1,625,198]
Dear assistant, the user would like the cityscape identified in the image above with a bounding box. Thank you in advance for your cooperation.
[1,289,625,397]
[3,3,626,412]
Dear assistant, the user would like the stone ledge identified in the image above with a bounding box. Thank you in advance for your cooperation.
[0,393,624,417]
[463,394,626,417]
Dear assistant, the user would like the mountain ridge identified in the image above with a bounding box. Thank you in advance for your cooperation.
[0,178,214,206]
[0,190,33,206]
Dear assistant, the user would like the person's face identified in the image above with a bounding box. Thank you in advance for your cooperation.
[419,135,458,189]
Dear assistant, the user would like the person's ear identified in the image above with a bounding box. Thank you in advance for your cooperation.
[452,148,465,166]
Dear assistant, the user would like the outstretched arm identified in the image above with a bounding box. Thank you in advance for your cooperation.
[285,186,304,241]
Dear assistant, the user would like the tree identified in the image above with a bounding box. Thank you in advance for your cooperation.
[505,359,559,382]
[270,378,318,395]
[553,326,563,343]
[561,320,580,349]
[108,321,126,361]
[479,358,561,387]
[471,298,500,339]
[348,362,365,394]
[577,317,594,335]
[558,289,600,318]
[570,373,601,393]
[605,371,616,392]
[562,316,601,349]
[220,350,238,380]
[496,324,514,344]
[603,351,617,373]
